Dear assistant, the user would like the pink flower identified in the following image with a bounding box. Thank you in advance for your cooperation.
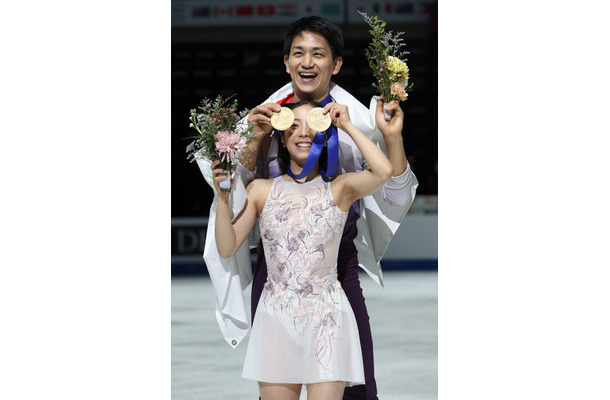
[391,82,408,101]
[214,130,247,162]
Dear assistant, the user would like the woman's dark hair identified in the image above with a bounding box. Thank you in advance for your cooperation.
[277,100,336,176]
[283,16,344,60]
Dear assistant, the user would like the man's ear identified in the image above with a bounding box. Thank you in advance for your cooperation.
[332,57,343,75]
[284,55,290,74]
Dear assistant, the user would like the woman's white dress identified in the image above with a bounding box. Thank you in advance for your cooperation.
[242,176,364,385]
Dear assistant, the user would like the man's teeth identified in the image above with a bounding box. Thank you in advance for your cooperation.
[300,73,317,78]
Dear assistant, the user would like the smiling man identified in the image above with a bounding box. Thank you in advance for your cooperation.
[197,16,419,400]
[283,23,343,103]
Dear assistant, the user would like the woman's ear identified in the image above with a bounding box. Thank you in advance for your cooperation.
[280,132,287,147]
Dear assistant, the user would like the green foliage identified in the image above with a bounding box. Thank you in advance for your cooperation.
[359,11,412,103]
[185,95,257,163]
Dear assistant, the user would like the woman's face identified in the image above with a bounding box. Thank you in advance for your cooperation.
[281,105,316,166]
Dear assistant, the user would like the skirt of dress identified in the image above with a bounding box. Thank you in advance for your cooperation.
[242,282,364,386]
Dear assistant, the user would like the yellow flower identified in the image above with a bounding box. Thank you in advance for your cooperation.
[387,56,409,77]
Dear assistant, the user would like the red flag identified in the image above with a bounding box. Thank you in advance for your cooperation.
[257,5,275,16]
[236,5,253,16]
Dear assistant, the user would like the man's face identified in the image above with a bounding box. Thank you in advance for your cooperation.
[284,31,343,103]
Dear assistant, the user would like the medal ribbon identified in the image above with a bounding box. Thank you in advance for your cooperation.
[287,94,338,179]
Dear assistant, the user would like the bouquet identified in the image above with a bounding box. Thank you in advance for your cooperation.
[186,95,258,192]
[359,11,413,119]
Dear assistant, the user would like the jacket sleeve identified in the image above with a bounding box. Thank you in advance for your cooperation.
[360,159,417,207]
[195,157,253,348]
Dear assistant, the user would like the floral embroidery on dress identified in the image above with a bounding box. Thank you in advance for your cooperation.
[259,177,347,372]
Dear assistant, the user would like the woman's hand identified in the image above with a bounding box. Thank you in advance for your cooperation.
[210,160,233,199]
[323,102,354,133]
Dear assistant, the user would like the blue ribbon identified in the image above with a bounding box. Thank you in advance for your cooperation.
[287,94,339,179]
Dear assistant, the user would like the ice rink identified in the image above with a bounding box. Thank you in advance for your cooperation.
[172,271,437,400]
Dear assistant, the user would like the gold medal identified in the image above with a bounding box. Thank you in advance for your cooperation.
[270,107,294,131]
[307,107,332,132]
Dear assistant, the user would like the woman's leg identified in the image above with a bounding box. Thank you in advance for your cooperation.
[307,381,346,400]
[259,382,301,400]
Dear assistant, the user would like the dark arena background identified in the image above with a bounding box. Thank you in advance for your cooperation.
[171,1,438,275]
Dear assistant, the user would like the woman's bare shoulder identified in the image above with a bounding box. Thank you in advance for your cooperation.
[248,177,274,189]
[246,178,274,199]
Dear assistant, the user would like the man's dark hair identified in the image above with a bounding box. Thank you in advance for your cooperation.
[277,100,336,176]
[283,16,344,60]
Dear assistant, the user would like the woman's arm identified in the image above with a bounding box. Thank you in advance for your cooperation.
[325,103,393,209]
[211,161,263,258]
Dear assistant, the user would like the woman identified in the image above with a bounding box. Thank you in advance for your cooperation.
[212,100,393,400]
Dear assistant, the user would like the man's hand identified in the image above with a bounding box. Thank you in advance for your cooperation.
[376,99,408,177]
[376,99,404,140]
[247,102,282,136]
[239,102,282,171]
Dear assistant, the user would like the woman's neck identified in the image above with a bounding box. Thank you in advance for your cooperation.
[286,161,320,183]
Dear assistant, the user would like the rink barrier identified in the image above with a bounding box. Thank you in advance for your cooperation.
[172,196,437,275]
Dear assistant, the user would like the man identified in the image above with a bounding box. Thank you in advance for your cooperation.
[198,16,418,400]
